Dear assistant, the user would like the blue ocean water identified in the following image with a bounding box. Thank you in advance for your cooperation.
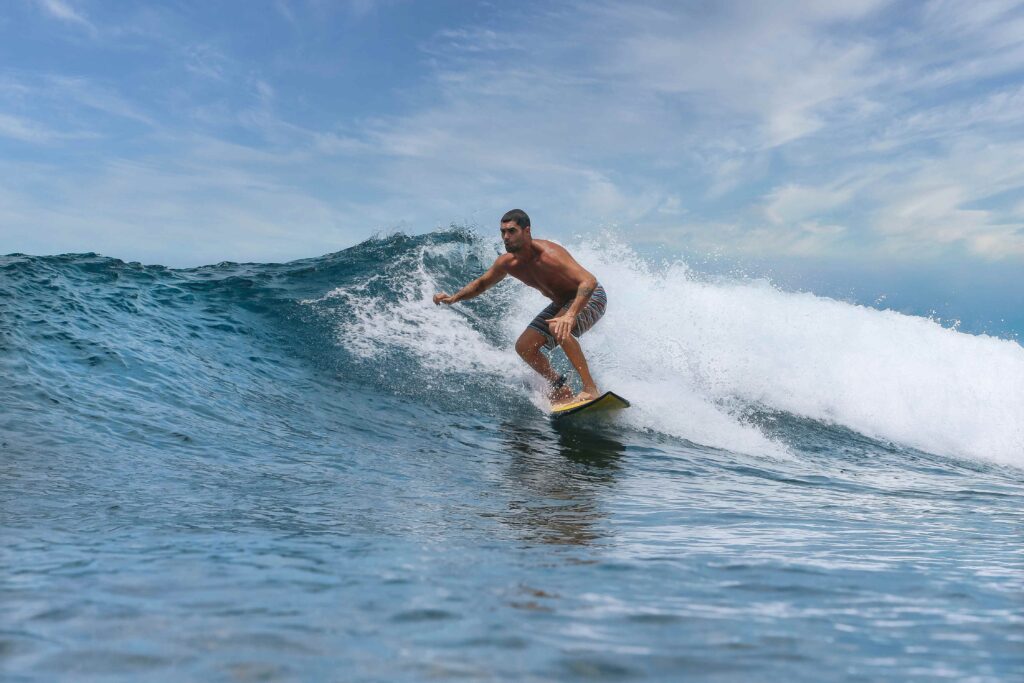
[2,230,1022,681]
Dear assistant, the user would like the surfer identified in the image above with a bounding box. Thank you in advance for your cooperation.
[433,209,606,405]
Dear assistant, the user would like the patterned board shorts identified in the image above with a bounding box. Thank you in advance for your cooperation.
[527,284,607,351]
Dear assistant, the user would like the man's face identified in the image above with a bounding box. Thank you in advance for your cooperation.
[501,221,528,252]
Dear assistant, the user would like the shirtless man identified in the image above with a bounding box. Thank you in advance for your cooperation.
[433,209,607,405]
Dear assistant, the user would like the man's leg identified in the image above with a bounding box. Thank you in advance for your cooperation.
[515,329,571,401]
[559,334,599,400]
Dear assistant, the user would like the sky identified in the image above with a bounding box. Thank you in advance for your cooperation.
[1,0,1023,332]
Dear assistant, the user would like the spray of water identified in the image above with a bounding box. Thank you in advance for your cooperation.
[317,233,1024,466]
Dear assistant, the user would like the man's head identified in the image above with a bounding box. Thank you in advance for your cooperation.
[500,209,531,253]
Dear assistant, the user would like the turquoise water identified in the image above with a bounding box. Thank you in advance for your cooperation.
[2,231,1022,681]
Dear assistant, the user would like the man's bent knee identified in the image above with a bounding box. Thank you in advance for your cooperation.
[515,329,546,358]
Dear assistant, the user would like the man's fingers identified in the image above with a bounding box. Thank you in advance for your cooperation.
[545,315,573,344]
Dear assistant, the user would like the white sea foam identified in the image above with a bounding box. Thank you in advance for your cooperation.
[321,235,1024,466]
[558,237,1024,466]
[314,240,525,381]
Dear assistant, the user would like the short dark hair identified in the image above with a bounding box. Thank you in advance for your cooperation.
[500,209,530,229]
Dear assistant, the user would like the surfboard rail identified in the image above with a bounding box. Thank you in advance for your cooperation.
[550,391,630,419]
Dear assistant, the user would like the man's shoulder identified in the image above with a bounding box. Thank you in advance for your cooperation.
[534,239,573,260]
[493,253,515,269]
[534,239,568,254]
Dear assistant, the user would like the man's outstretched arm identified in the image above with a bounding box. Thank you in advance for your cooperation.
[433,258,508,305]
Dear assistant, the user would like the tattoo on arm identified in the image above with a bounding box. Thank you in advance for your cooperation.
[564,284,595,317]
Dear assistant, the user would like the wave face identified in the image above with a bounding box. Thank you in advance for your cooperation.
[3,230,1023,681]
[302,231,1024,466]
[5,229,1020,465]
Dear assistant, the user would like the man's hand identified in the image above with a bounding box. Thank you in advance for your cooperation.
[432,258,508,308]
[546,314,575,344]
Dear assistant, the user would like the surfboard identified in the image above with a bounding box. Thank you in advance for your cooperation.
[551,391,630,419]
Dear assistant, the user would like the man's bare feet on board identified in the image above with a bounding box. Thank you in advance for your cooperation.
[549,385,573,403]
[552,388,600,408]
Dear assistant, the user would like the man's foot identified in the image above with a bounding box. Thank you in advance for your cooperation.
[552,389,599,407]
[548,385,572,403]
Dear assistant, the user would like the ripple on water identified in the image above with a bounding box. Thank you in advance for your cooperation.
[389,608,461,623]
[3,243,1022,682]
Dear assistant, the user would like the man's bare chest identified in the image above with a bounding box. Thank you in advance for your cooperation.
[505,257,575,300]
[506,258,561,284]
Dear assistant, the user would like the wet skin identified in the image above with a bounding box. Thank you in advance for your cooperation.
[432,221,601,404]
[498,223,595,305]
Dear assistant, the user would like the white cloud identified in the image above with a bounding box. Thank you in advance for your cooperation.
[183,44,230,81]
[867,140,1024,259]
[426,28,507,55]
[5,0,1024,266]
[633,217,850,259]
[0,112,96,143]
[34,0,96,34]
[0,113,58,143]
[878,84,1024,149]
[342,0,1024,260]
[751,133,1024,260]
[47,76,154,125]
[592,0,886,147]
[274,0,298,26]
[764,184,855,225]
[0,73,153,144]
[0,142,356,265]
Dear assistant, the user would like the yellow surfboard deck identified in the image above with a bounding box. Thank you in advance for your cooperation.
[550,391,631,419]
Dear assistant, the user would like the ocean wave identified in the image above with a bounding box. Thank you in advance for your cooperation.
[3,229,1022,466]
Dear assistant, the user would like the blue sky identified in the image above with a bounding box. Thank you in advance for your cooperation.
[2,1,1023,330]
